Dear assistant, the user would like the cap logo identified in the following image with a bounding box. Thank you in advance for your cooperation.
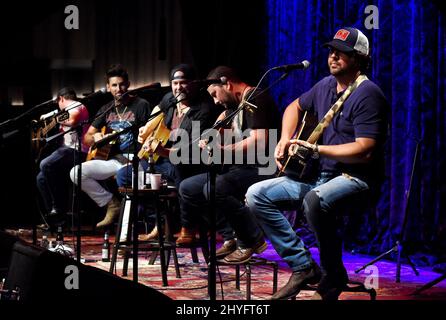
[334,29,350,41]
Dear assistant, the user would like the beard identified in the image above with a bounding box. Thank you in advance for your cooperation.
[222,93,239,110]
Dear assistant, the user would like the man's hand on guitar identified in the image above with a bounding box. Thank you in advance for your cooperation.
[198,139,209,150]
[289,139,319,161]
[137,126,146,143]
[93,132,104,142]
[274,139,291,170]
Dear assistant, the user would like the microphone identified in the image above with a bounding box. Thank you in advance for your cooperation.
[190,76,228,87]
[271,60,310,72]
[81,87,107,100]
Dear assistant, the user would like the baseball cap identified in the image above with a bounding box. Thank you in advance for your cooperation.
[170,64,197,81]
[323,27,369,56]
[57,87,77,98]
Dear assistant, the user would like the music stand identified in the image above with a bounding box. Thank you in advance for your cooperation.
[412,272,446,295]
[355,138,421,283]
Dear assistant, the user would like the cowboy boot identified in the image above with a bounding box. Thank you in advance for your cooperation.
[138,225,159,241]
[175,227,197,246]
[96,196,121,228]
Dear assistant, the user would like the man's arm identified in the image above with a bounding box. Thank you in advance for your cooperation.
[318,137,376,163]
[291,137,377,164]
[83,125,101,147]
[275,98,304,169]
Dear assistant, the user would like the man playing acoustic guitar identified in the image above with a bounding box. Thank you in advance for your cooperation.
[70,64,152,228]
[245,28,389,300]
[36,87,89,227]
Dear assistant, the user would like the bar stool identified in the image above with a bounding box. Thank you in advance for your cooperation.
[109,186,181,286]
[217,257,279,300]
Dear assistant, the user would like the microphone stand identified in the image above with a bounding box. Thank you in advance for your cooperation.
[197,69,294,300]
[42,101,124,262]
[42,120,90,262]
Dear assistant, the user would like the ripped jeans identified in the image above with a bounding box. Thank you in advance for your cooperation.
[245,172,370,273]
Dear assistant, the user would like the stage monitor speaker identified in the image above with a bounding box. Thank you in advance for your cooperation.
[3,241,171,303]
[0,230,21,279]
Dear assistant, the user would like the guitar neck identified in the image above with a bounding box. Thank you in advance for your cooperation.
[41,118,58,136]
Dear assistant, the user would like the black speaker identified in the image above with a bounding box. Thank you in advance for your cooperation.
[0,230,21,279]
[3,241,171,303]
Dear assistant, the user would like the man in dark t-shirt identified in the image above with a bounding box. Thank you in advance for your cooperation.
[246,28,389,300]
[70,64,151,228]
[177,66,280,264]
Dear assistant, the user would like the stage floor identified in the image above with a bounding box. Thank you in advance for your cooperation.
[8,230,446,301]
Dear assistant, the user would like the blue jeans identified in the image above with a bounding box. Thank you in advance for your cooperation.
[179,166,272,247]
[116,157,177,187]
[37,146,86,214]
[245,172,370,272]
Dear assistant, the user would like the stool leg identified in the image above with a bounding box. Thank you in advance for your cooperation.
[110,197,127,274]
[154,196,168,286]
[172,247,181,278]
[190,247,199,263]
[165,249,171,271]
[236,265,240,290]
[122,250,129,277]
[149,251,158,265]
[110,243,118,274]
[273,263,278,294]
[246,265,252,300]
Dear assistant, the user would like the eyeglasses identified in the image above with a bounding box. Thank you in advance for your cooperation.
[328,47,355,57]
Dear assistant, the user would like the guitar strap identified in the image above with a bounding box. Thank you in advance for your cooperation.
[306,74,368,144]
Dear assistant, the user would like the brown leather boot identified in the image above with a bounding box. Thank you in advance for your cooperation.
[96,196,121,228]
[176,227,197,246]
[138,225,159,241]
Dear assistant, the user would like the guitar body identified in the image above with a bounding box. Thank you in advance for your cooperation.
[281,112,320,182]
[138,113,171,162]
[86,127,118,161]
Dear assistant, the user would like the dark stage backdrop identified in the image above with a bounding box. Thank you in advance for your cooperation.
[265,0,446,264]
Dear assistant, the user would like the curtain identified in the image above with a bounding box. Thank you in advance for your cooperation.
[265,0,446,263]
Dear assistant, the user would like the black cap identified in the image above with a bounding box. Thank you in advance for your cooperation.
[169,64,197,81]
[57,87,77,98]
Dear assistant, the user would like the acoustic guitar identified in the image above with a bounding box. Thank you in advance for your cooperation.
[137,112,170,162]
[278,111,319,181]
[31,111,69,159]
[86,127,120,161]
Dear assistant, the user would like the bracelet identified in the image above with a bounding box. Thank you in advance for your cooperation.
[312,143,320,159]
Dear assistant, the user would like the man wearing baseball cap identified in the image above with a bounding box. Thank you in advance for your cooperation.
[124,64,223,241]
[245,27,389,300]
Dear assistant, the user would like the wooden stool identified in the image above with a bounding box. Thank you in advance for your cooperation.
[109,187,181,286]
[218,257,278,300]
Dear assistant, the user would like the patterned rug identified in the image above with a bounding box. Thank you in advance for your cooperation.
[68,234,446,300]
[7,230,446,301]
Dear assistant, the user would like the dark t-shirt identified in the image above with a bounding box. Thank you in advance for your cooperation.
[158,90,219,184]
[232,88,280,132]
[224,88,280,167]
[299,75,389,184]
[92,96,152,154]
